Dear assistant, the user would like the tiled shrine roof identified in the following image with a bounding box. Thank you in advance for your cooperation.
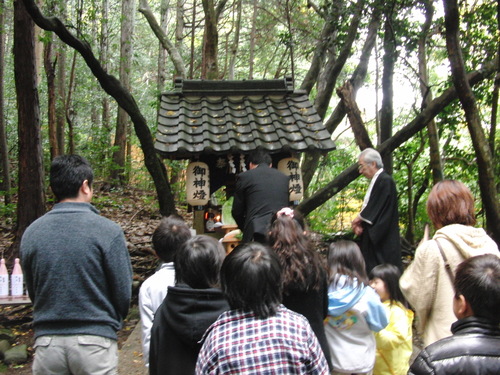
[155,77,336,159]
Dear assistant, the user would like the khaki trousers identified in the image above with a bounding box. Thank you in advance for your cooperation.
[32,335,118,375]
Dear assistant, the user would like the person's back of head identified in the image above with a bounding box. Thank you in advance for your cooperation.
[50,154,94,202]
[221,242,282,319]
[359,148,383,169]
[454,254,500,324]
[327,240,368,287]
[174,235,226,289]
[152,215,192,263]
[268,207,323,292]
[268,208,307,253]
[426,180,476,229]
[369,263,407,306]
[248,148,272,166]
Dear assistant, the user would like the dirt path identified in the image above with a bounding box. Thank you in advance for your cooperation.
[117,322,147,375]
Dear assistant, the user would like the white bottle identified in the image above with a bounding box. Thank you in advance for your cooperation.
[0,259,8,297]
[11,258,23,296]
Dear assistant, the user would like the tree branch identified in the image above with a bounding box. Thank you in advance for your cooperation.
[138,0,186,77]
[297,58,498,216]
[21,0,177,216]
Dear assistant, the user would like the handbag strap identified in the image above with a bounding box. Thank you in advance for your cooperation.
[435,239,455,283]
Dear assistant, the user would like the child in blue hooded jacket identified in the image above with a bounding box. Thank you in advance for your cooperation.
[325,240,388,375]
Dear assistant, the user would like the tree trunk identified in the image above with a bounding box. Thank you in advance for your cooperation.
[66,50,77,155]
[12,0,45,259]
[201,0,218,79]
[139,0,186,78]
[418,0,443,184]
[189,0,197,78]
[314,0,365,120]
[228,0,242,79]
[99,0,111,166]
[0,0,11,205]
[443,0,500,245]
[297,59,498,217]
[299,13,336,94]
[302,5,380,191]
[44,34,59,159]
[21,0,177,217]
[157,0,169,91]
[489,3,499,160]
[403,136,426,244]
[336,81,374,150]
[55,1,66,156]
[112,0,135,184]
[248,0,258,79]
[379,4,397,174]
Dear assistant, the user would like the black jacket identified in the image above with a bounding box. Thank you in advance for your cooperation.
[409,316,500,375]
[282,270,333,371]
[232,164,290,243]
[149,284,230,375]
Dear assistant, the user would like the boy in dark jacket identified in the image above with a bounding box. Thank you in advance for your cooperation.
[409,253,500,375]
[149,235,229,375]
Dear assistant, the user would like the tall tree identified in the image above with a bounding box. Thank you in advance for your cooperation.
[379,0,398,173]
[0,0,11,205]
[111,0,135,184]
[44,30,58,159]
[443,0,500,244]
[201,0,219,79]
[248,0,258,79]
[302,0,379,191]
[297,59,498,218]
[228,0,242,79]
[138,0,186,77]
[99,0,111,167]
[12,0,45,257]
[201,0,217,78]
[418,0,443,184]
[158,0,169,91]
[22,0,177,216]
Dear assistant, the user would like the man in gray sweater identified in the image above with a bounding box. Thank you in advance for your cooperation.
[21,155,132,375]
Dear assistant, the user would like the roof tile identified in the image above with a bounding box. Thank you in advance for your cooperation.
[155,78,335,159]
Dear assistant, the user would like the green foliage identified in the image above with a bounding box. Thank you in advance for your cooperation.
[306,142,366,237]
[3,0,499,248]
[0,202,16,221]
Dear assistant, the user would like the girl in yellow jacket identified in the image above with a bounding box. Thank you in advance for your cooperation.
[369,264,414,375]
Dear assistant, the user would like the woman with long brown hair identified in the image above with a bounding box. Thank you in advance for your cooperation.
[267,207,332,371]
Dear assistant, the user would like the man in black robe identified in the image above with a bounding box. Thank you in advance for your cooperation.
[352,148,402,273]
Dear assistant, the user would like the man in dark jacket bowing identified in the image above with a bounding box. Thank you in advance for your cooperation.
[351,148,402,273]
[232,148,290,243]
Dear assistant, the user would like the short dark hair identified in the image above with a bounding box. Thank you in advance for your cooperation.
[221,242,282,319]
[152,215,192,263]
[248,148,272,166]
[174,235,226,289]
[454,254,500,324]
[50,155,94,201]
[369,264,407,307]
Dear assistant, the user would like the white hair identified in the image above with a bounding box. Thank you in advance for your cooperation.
[359,148,383,168]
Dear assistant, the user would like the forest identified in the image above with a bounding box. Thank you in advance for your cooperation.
[0,0,499,259]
